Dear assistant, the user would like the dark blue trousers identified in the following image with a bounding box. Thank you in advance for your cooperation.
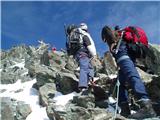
[76,52,94,88]
[113,41,148,103]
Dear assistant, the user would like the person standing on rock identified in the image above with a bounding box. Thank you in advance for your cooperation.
[101,25,156,119]
[65,23,97,95]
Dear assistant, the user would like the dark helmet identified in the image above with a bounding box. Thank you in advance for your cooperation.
[67,24,77,34]
[101,25,115,45]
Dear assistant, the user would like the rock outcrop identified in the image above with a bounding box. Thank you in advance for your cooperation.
[1,42,160,120]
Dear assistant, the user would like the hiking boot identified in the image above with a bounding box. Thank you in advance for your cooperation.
[119,102,131,117]
[80,88,89,96]
[129,99,156,119]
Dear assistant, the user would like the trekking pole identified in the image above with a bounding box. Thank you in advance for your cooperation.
[115,31,124,54]
[113,76,120,120]
[112,31,124,119]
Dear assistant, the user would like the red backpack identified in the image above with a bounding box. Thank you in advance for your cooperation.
[123,26,148,47]
[120,26,149,58]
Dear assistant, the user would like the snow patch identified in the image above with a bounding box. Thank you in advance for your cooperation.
[108,74,117,79]
[0,79,49,120]
[9,60,25,69]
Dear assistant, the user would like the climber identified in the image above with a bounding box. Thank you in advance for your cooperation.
[101,25,156,119]
[65,23,97,95]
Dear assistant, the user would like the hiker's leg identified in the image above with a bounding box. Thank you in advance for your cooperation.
[118,70,128,103]
[118,58,148,100]
[118,70,131,117]
[79,56,90,88]
[88,60,94,82]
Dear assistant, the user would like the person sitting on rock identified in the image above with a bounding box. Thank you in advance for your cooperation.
[101,25,156,119]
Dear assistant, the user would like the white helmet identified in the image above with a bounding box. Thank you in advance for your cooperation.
[80,23,88,31]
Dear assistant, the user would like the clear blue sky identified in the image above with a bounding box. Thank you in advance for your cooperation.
[1,1,160,55]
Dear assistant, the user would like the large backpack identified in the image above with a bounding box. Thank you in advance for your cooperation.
[66,26,84,55]
[122,26,149,58]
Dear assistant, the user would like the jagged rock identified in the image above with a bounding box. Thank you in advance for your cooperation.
[0,49,7,60]
[25,56,40,77]
[1,72,18,84]
[35,65,58,87]
[56,72,79,94]
[67,106,91,120]
[1,42,160,120]
[72,94,95,108]
[93,73,111,91]
[16,101,32,120]
[92,85,109,102]
[1,58,30,84]
[90,56,103,73]
[65,56,78,71]
[49,51,66,69]
[146,76,160,101]
[40,50,50,66]
[39,83,57,107]
[102,51,117,75]
[47,102,126,120]
[1,97,15,120]
[46,104,58,120]
[136,67,154,83]
[6,45,31,59]
[137,44,160,75]
[0,97,31,120]
[88,108,126,120]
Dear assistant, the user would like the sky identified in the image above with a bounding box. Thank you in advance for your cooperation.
[1,1,160,55]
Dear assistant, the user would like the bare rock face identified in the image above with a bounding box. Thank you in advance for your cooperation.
[39,83,57,107]
[1,42,160,120]
[136,67,154,83]
[0,97,32,120]
[146,76,160,101]
[137,44,160,75]
[65,55,78,71]
[56,72,79,94]
[102,51,117,75]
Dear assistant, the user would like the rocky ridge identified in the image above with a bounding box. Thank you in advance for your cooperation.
[0,41,160,120]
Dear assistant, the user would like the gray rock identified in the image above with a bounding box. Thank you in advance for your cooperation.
[16,101,32,120]
[56,72,79,94]
[1,72,17,84]
[49,51,66,69]
[102,51,117,75]
[1,97,32,120]
[91,56,103,73]
[72,94,95,108]
[1,97,15,120]
[40,50,50,66]
[65,56,78,71]
[136,67,154,83]
[39,83,57,107]
[146,76,160,101]
[36,65,58,87]
[137,44,160,75]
